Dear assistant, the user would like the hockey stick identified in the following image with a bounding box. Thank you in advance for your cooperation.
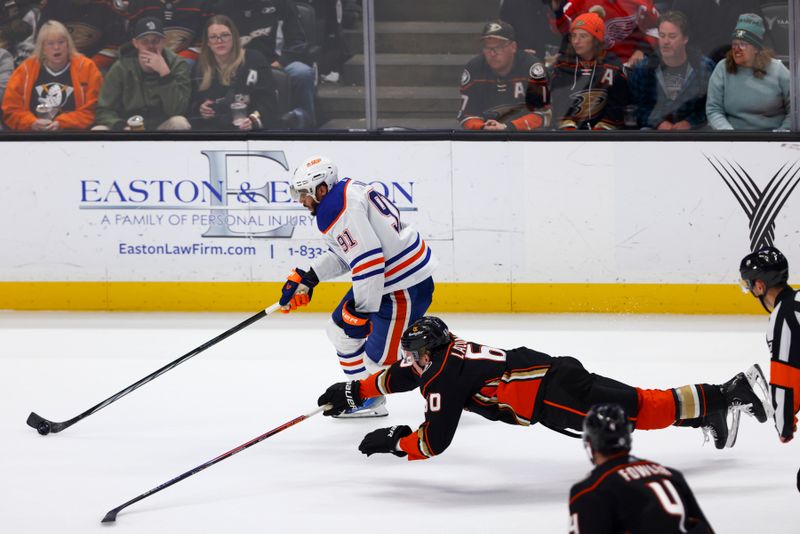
[27,303,282,436]
[101,404,329,523]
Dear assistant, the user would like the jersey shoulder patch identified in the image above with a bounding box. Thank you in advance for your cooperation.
[316,179,350,233]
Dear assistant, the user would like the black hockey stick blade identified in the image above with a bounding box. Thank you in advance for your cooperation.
[28,303,281,436]
[101,509,120,524]
[100,404,328,523]
[26,411,69,435]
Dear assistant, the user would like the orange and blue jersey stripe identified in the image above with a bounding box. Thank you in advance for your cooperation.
[350,247,385,282]
[384,234,432,288]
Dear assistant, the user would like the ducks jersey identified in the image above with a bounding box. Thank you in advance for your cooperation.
[569,454,714,533]
[358,336,555,460]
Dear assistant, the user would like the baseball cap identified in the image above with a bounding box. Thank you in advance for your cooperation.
[133,17,166,40]
[481,20,515,42]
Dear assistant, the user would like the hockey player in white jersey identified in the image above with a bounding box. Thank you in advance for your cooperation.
[278,155,437,417]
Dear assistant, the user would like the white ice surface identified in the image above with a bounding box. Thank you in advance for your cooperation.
[0,312,795,533]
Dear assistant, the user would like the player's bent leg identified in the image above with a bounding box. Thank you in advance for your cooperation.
[325,319,369,380]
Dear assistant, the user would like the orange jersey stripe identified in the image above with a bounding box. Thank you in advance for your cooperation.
[352,256,385,274]
[569,457,645,505]
[771,360,800,391]
[385,242,426,277]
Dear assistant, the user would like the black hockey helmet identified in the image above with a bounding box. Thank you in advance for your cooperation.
[401,316,450,362]
[739,246,789,291]
[583,403,633,457]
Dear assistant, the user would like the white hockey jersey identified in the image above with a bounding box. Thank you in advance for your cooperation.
[309,179,437,313]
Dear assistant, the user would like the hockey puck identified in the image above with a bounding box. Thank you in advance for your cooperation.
[797,467,800,493]
[37,421,51,436]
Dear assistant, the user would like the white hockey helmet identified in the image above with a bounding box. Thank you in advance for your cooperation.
[290,156,339,202]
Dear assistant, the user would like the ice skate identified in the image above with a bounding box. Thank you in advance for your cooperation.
[702,408,740,449]
[723,364,773,423]
[333,396,388,418]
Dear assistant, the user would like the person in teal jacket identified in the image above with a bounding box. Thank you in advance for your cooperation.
[706,13,790,131]
[93,17,191,131]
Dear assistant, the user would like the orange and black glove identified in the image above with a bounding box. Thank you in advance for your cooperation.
[279,267,318,313]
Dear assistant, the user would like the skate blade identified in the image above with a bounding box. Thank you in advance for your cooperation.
[724,408,741,448]
[745,363,774,422]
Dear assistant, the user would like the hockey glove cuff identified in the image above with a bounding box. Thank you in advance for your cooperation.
[279,267,319,313]
[358,425,413,457]
[318,381,362,416]
[334,300,373,339]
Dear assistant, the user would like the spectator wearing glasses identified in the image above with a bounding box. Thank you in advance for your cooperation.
[549,11,630,130]
[93,16,191,130]
[706,13,790,131]
[2,19,103,131]
[628,10,714,130]
[211,0,317,128]
[458,20,551,131]
[190,14,277,130]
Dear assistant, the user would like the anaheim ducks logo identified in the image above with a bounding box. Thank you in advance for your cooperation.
[461,68,471,86]
[485,22,503,34]
[570,89,607,120]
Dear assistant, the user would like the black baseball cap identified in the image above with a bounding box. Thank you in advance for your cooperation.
[481,20,515,41]
[133,17,166,39]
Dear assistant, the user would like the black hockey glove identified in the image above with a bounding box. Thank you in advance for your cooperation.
[358,425,413,457]
[334,300,372,339]
[279,267,319,313]
[317,381,362,416]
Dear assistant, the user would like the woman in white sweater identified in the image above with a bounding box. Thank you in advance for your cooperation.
[706,13,790,131]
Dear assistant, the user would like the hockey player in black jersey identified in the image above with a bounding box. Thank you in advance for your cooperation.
[569,403,714,533]
[317,316,772,460]
[740,246,799,443]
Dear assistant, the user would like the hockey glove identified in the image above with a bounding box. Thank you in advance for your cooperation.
[279,267,319,313]
[358,425,412,457]
[317,381,362,416]
[334,300,372,338]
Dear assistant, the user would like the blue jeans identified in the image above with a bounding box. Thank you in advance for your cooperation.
[283,61,316,128]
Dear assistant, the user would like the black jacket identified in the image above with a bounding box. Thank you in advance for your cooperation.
[190,48,277,130]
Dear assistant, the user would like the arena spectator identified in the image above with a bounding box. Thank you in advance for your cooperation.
[0,0,39,67]
[93,16,191,130]
[2,19,103,131]
[550,11,630,130]
[706,13,790,131]
[670,0,762,63]
[628,11,714,130]
[550,0,660,66]
[40,0,128,72]
[125,0,211,65]
[458,20,551,131]
[303,0,351,84]
[190,14,277,131]
[212,0,317,128]
[500,0,560,60]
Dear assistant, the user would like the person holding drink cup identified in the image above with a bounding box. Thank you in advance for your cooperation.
[190,15,277,131]
[2,20,103,131]
[93,16,191,131]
